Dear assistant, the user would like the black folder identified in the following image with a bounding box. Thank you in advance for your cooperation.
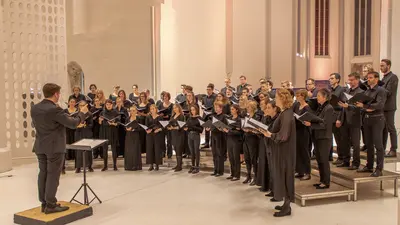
[199,118,213,128]
[212,117,230,130]
[294,112,323,123]
[347,93,374,105]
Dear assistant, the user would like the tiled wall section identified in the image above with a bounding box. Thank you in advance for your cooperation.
[3,0,68,158]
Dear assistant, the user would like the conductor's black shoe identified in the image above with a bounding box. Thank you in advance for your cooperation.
[75,168,81,173]
[265,192,274,197]
[61,169,66,175]
[348,165,359,170]
[274,205,283,211]
[336,163,350,168]
[270,198,282,202]
[242,177,251,184]
[273,207,291,217]
[357,166,373,173]
[370,169,383,177]
[299,174,311,181]
[41,204,46,213]
[44,205,69,214]
[385,151,397,158]
[316,184,330,189]
[88,167,94,172]
[231,177,240,181]
[226,176,233,180]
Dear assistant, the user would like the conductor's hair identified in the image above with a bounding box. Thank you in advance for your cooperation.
[43,83,61,98]
[368,71,380,79]
[348,72,361,80]
[318,88,331,101]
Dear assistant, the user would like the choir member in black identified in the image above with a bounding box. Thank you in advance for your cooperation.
[223,104,243,181]
[216,93,230,115]
[355,71,387,177]
[91,98,103,159]
[381,59,398,158]
[303,88,333,189]
[145,89,156,105]
[124,106,142,171]
[175,84,187,104]
[256,92,268,117]
[242,101,260,185]
[99,99,120,171]
[96,89,106,106]
[226,88,238,104]
[262,89,296,217]
[236,75,250,96]
[255,78,266,95]
[118,89,133,108]
[306,78,318,98]
[145,105,164,171]
[115,97,129,157]
[221,77,235,96]
[87,84,97,102]
[184,105,204,174]
[158,92,173,158]
[263,80,276,99]
[337,72,364,170]
[137,92,151,154]
[201,83,217,148]
[255,98,270,189]
[168,104,186,172]
[128,84,140,104]
[74,101,94,173]
[329,73,346,166]
[238,95,248,118]
[293,89,311,180]
[69,86,86,104]
[262,100,281,198]
[109,85,120,102]
[206,101,227,176]
[62,98,78,174]
[156,91,166,108]
[183,91,198,157]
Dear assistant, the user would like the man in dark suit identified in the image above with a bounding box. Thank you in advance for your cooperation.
[220,78,235,96]
[380,59,398,157]
[338,72,364,170]
[236,75,250,96]
[31,83,88,214]
[306,78,318,98]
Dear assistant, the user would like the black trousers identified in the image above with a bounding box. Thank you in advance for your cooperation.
[184,132,191,156]
[341,124,361,166]
[204,130,211,145]
[332,124,343,160]
[188,132,201,167]
[243,135,259,179]
[364,116,385,170]
[104,144,118,168]
[36,153,64,207]
[211,132,225,175]
[227,136,242,178]
[75,151,93,169]
[315,138,331,185]
[383,110,397,152]
[296,134,311,175]
[166,132,173,158]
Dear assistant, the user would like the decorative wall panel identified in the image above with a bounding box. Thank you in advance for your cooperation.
[3,0,68,158]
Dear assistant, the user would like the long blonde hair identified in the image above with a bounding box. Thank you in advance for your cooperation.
[96,89,106,104]
[276,89,294,110]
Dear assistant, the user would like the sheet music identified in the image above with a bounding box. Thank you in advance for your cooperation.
[343,92,353,100]
[139,124,149,130]
[294,113,300,120]
[226,119,236,125]
[203,111,212,115]
[248,118,269,131]
[198,119,205,125]
[71,139,108,149]
[177,121,186,128]
[159,120,169,128]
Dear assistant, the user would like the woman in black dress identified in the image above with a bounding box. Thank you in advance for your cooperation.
[145,104,164,171]
[96,89,106,106]
[262,100,281,198]
[207,101,227,176]
[158,92,173,158]
[294,89,312,180]
[69,86,86,103]
[87,84,97,102]
[74,101,94,173]
[118,89,132,108]
[109,85,120,103]
[255,98,270,189]
[223,104,243,181]
[62,98,78,174]
[124,106,142,171]
[182,91,198,157]
[262,89,296,217]
[168,104,185,172]
[91,98,104,159]
[138,92,151,154]
[99,99,120,171]
[243,101,260,185]
[184,105,204,174]
[303,88,333,189]
[216,93,231,115]
[115,97,129,157]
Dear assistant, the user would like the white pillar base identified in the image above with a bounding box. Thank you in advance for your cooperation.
[0,147,12,173]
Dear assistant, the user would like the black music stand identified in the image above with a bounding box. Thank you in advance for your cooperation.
[67,139,108,205]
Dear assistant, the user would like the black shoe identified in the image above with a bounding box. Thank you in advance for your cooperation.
[357,166,373,173]
[243,177,251,184]
[231,177,239,181]
[273,207,291,217]
[259,188,268,192]
[313,183,321,187]
[370,169,383,177]
[332,159,343,165]
[316,184,330,189]
[270,198,282,202]
[336,163,350,168]
[113,166,118,171]
[385,151,397,158]
[174,167,182,172]
[75,168,81,173]
[249,179,256,186]
[44,205,69,214]
[172,165,177,170]
[300,174,311,181]
[294,173,304,178]
[226,176,233,180]
[201,144,210,149]
[188,167,194,173]
[215,173,223,177]
[192,168,199,174]
[61,169,66,175]
[210,172,217,176]
[148,166,154,171]
[41,204,46,213]
[88,167,94,172]
[274,205,283,211]
[348,165,359,170]
[265,192,274,197]
[101,167,108,172]
[155,165,159,171]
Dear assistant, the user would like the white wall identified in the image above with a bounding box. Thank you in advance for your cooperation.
[390,0,400,133]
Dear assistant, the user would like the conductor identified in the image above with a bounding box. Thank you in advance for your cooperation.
[31,83,89,214]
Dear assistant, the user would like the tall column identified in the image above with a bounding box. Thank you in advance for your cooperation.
[0,3,12,173]
[72,0,88,35]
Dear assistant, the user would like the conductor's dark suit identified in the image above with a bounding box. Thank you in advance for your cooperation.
[31,99,85,207]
